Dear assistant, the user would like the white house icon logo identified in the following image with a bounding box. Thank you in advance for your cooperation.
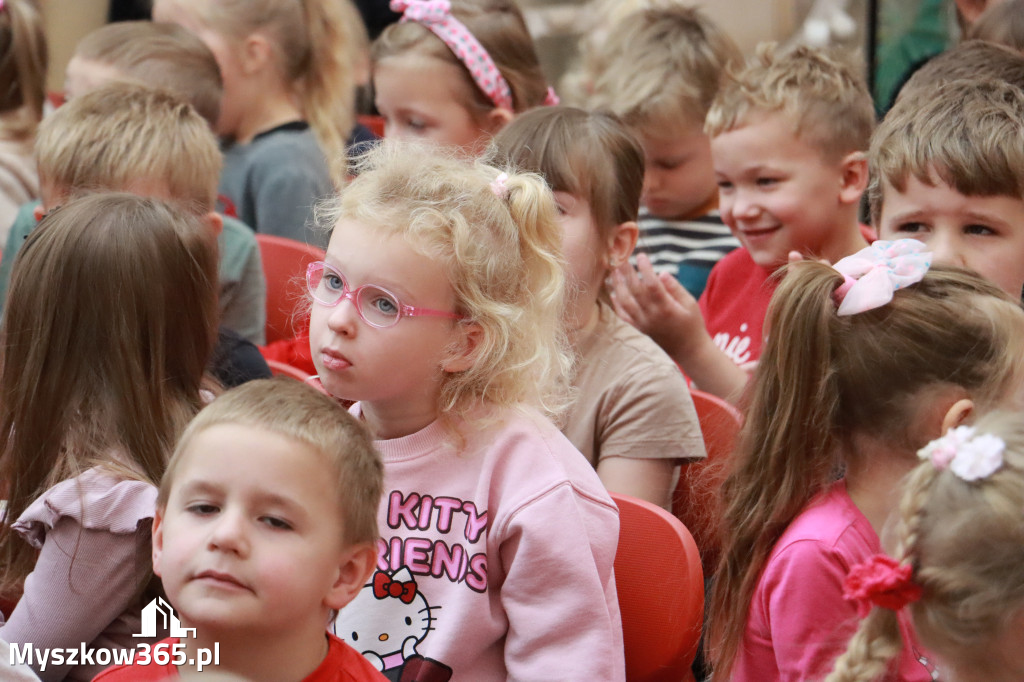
[134,597,196,639]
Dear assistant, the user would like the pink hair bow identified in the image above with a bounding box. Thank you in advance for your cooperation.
[832,238,931,316]
[390,0,515,111]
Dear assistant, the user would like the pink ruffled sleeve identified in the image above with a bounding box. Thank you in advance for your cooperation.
[0,468,158,682]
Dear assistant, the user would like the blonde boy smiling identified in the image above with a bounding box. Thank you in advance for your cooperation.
[612,46,874,402]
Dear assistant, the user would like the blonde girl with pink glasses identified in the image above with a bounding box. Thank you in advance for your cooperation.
[309,141,624,680]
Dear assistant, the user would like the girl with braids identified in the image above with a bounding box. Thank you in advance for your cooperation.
[152,0,367,246]
[828,411,1024,682]
[707,239,1024,681]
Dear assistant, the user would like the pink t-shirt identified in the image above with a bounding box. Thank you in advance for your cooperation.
[733,480,937,681]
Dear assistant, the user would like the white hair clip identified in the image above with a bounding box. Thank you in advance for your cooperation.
[918,425,1005,481]
[489,172,510,199]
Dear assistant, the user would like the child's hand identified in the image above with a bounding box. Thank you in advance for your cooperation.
[609,254,710,361]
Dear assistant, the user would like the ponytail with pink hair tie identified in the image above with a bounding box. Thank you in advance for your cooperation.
[390,0,515,111]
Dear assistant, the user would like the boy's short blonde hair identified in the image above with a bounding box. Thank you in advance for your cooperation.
[705,44,874,162]
[36,83,221,210]
[72,20,222,127]
[587,5,742,134]
[869,78,1024,225]
[159,378,384,548]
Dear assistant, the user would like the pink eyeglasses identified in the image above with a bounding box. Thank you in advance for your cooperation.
[306,261,464,329]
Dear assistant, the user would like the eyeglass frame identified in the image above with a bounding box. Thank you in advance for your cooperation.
[306,261,465,328]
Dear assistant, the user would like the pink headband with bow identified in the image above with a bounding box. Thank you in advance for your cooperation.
[832,238,931,316]
[389,0,560,111]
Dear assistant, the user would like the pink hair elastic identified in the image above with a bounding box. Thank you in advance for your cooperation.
[390,0,515,111]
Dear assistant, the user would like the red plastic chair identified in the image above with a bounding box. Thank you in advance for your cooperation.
[672,389,743,574]
[612,492,704,682]
[266,359,313,382]
[255,234,326,345]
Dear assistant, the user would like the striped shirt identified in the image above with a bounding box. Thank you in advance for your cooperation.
[634,208,739,298]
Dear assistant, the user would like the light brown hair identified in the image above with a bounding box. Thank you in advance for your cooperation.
[72,20,223,127]
[827,410,1024,682]
[897,40,1024,104]
[321,140,573,424]
[490,105,643,280]
[161,0,367,182]
[0,0,47,140]
[160,378,383,547]
[35,82,222,210]
[373,0,549,115]
[705,44,875,162]
[869,78,1024,225]
[0,193,220,595]
[969,0,1024,52]
[708,263,1024,680]
[587,4,742,134]
[491,106,643,233]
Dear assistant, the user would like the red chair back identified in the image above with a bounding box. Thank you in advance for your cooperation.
[266,359,313,382]
[256,234,326,345]
[672,389,742,574]
[358,114,385,138]
[612,492,704,682]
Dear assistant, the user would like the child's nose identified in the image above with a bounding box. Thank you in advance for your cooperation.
[732,190,761,219]
[208,510,249,554]
[929,232,967,269]
[327,297,360,335]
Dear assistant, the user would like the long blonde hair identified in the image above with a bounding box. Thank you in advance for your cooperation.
[321,140,573,424]
[164,0,365,182]
[0,0,47,140]
[827,410,1024,682]
[0,193,219,595]
[708,263,1024,680]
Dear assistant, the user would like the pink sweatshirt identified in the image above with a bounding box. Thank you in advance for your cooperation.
[331,405,625,681]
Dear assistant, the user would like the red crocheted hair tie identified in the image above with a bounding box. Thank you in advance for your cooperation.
[843,554,922,618]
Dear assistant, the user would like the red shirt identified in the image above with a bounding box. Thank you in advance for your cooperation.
[698,248,775,366]
[92,635,386,682]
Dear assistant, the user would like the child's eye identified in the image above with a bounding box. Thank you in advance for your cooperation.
[755,177,779,187]
[716,180,734,191]
[406,118,427,131]
[554,203,569,216]
[893,222,927,234]
[186,503,219,516]
[964,223,996,236]
[369,295,399,315]
[260,516,293,531]
[324,272,345,291]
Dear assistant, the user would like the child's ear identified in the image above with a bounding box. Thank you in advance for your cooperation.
[241,33,275,76]
[151,507,166,578]
[442,322,483,374]
[324,543,377,610]
[941,398,975,434]
[606,220,639,270]
[483,107,515,135]
[203,211,224,238]
[838,151,869,206]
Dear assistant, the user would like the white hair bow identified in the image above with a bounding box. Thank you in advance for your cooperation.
[832,239,932,316]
